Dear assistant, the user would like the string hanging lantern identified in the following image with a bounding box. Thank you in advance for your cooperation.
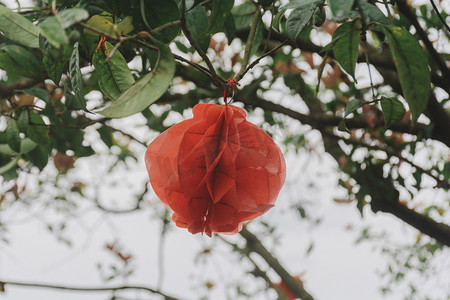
[145,81,286,236]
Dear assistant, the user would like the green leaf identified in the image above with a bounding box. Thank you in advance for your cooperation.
[273,9,285,32]
[100,43,175,118]
[6,120,21,153]
[382,25,431,124]
[232,2,257,30]
[185,5,210,52]
[316,52,329,93]
[23,110,50,145]
[43,55,64,85]
[349,0,388,25]
[250,19,264,56]
[0,138,37,156]
[0,51,39,79]
[286,3,318,40]
[97,126,114,148]
[224,14,236,43]
[69,42,86,111]
[207,0,235,34]
[56,8,89,29]
[17,88,50,103]
[0,45,42,78]
[93,41,135,100]
[332,20,361,80]
[39,16,68,48]
[0,5,40,48]
[280,0,324,10]
[380,97,406,129]
[27,145,48,171]
[328,0,355,22]
[339,98,363,132]
[0,157,19,175]
[142,0,180,42]
[116,16,134,35]
[84,15,116,36]
[344,99,363,117]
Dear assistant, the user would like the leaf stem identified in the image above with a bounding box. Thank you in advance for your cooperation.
[236,6,262,81]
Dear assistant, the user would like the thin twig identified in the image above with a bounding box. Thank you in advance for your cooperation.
[172,54,215,79]
[180,0,225,88]
[236,40,288,81]
[102,123,147,147]
[0,280,182,300]
[151,20,182,34]
[236,6,262,81]
[429,0,450,33]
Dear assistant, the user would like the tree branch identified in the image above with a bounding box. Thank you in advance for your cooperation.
[0,280,182,300]
[369,193,450,247]
[239,227,315,300]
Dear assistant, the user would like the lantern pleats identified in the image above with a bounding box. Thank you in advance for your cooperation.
[145,104,286,236]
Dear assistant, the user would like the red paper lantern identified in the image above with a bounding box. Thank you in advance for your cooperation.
[145,104,286,236]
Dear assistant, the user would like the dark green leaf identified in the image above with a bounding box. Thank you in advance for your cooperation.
[380,97,406,129]
[250,19,264,56]
[332,20,361,80]
[0,45,42,78]
[142,0,180,42]
[327,0,355,22]
[286,4,318,40]
[27,145,49,171]
[100,43,175,118]
[0,52,39,79]
[69,42,86,111]
[344,99,363,117]
[39,16,68,48]
[6,120,20,153]
[224,14,236,43]
[316,52,329,93]
[97,126,114,148]
[24,111,49,145]
[382,25,431,124]
[207,0,234,34]
[232,2,257,30]
[0,5,40,48]
[93,41,135,100]
[185,5,210,52]
[43,56,64,85]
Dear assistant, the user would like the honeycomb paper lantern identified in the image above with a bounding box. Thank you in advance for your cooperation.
[145,104,286,236]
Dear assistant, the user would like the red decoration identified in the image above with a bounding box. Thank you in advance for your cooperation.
[145,104,286,236]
